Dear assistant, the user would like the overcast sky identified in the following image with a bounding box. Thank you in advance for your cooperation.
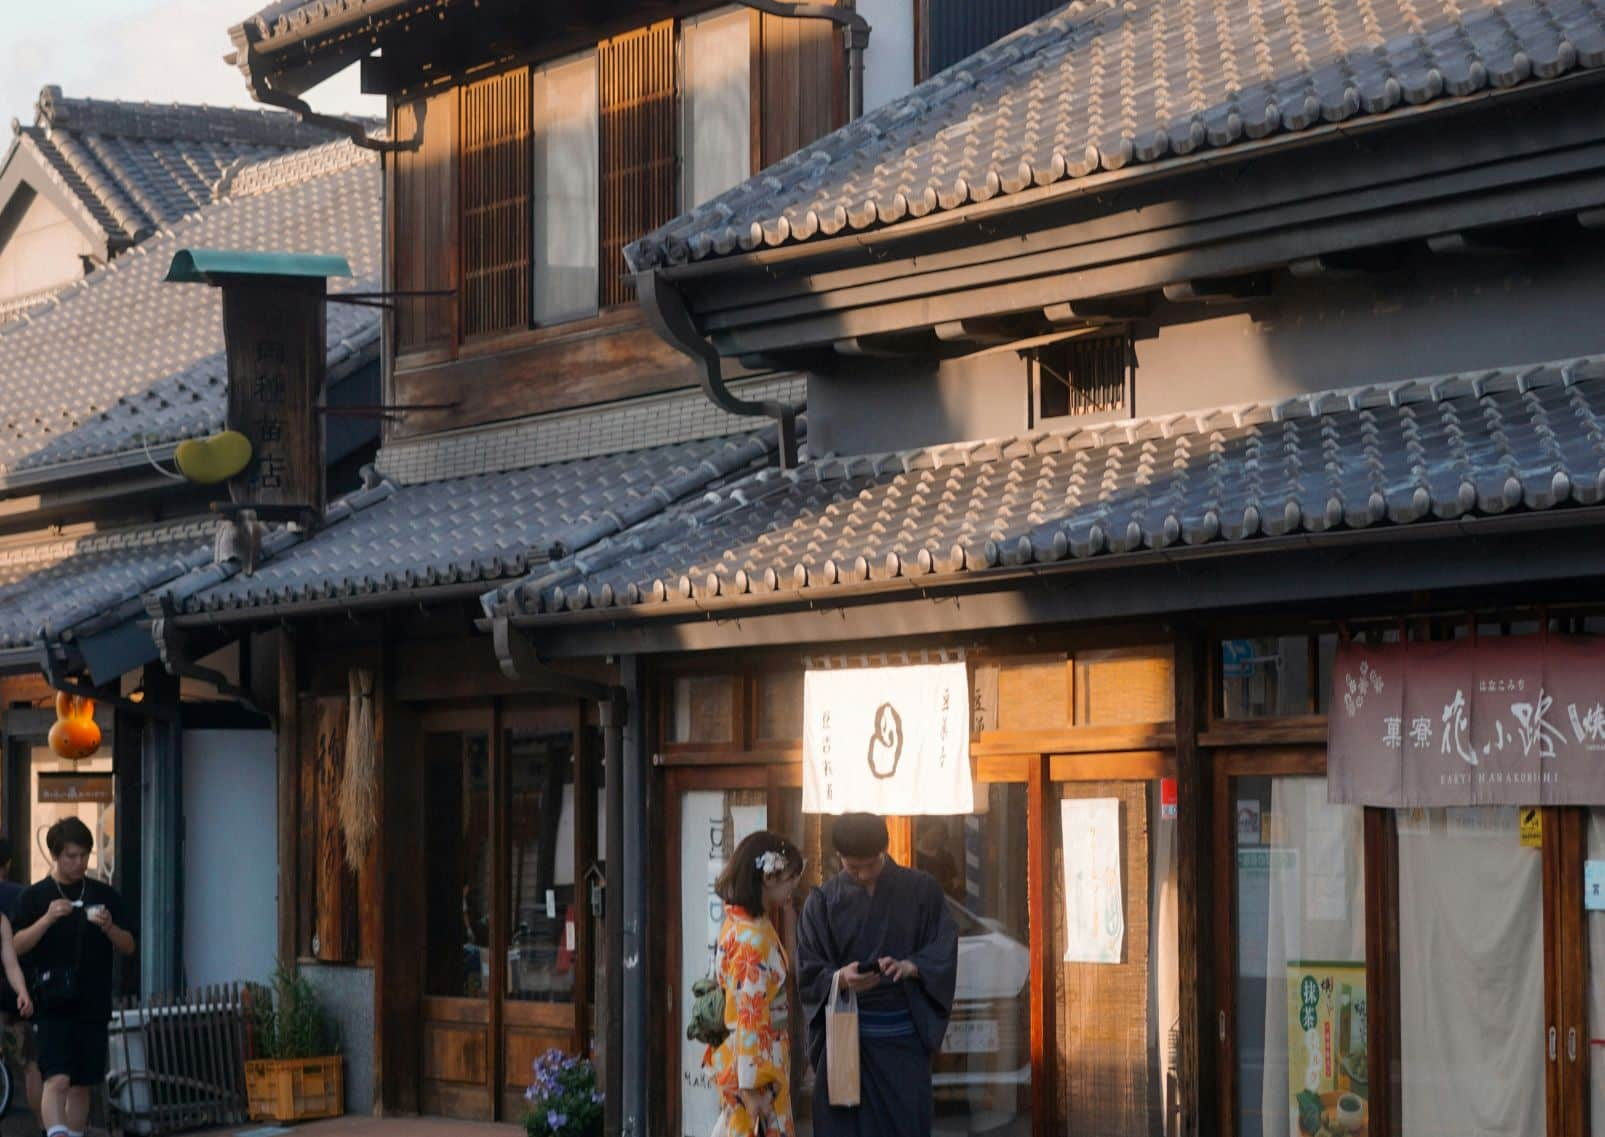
[2,0,380,127]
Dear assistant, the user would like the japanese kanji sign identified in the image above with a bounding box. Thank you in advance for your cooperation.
[802,662,973,815]
[1329,636,1605,806]
[220,278,326,514]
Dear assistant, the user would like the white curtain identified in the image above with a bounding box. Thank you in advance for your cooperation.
[682,6,751,209]
[1258,780,1367,1137]
[533,51,598,325]
[1398,808,1544,1136]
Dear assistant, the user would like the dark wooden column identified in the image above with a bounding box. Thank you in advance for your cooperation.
[1172,630,1215,1137]
[276,627,300,965]
[374,621,423,1114]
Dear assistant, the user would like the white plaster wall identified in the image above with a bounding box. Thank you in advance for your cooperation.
[0,190,90,301]
[181,729,277,989]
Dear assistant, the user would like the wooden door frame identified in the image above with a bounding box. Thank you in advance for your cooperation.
[661,764,771,1137]
[413,699,593,1121]
[1041,748,1177,1137]
[1209,746,1327,1137]
[1545,807,1590,1137]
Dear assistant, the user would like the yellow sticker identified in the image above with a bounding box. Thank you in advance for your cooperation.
[1520,807,1543,848]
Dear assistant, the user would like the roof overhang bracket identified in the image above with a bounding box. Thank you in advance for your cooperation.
[148,596,268,717]
[491,614,615,703]
[636,270,799,469]
[35,641,176,720]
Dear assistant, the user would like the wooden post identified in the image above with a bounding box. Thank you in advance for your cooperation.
[1172,630,1215,1137]
[1028,754,1056,1137]
[276,627,299,965]
[374,624,422,1114]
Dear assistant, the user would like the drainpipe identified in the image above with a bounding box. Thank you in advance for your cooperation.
[736,0,870,121]
[636,270,799,469]
[619,656,648,1137]
[233,32,422,153]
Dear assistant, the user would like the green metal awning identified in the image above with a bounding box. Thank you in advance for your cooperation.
[164,248,353,284]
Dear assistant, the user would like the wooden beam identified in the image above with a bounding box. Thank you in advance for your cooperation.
[1044,295,1153,324]
[1172,629,1214,1137]
[1161,272,1272,304]
[1288,245,1409,277]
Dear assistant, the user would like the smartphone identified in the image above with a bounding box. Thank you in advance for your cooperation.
[857,957,883,975]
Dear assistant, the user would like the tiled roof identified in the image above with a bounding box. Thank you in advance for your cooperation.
[0,518,216,649]
[628,0,1605,270]
[375,375,808,486]
[7,85,345,248]
[0,140,379,482]
[488,356,1605,617]
[161,429,781,616]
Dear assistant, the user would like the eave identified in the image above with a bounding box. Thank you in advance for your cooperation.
[660,74,1605,364]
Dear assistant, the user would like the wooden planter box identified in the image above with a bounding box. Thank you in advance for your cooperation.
[244,1056,344,1122]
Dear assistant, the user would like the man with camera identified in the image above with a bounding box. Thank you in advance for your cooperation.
[14,818,135,1137]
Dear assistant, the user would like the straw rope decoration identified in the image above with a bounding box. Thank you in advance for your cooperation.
[340,667,377,868]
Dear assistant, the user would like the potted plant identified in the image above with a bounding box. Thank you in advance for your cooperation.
[523,1049,603,1137]
[243,961,344,1122]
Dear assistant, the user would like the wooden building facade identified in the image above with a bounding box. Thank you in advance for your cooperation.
[179,3,1605,1137]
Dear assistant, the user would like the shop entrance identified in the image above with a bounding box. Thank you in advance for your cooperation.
[1214,746,1597,1137]
[664,750,1179,1137]
[413,702,602,1121]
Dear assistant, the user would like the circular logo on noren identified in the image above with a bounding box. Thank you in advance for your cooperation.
[867,702,903,780]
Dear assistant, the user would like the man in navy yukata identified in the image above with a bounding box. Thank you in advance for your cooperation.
[797,812,959,1137]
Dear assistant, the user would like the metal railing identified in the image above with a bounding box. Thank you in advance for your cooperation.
[107,984,250,1136]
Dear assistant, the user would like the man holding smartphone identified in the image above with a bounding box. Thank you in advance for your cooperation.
[13,818,135,1137]
[796,813,958,1137]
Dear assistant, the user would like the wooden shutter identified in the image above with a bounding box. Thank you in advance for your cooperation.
[459,69,532,339]
[599,20,676,308]
[756,5,844,166]
[393,91,457,355]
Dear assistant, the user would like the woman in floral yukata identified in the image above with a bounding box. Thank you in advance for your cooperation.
[709,831,804,1137]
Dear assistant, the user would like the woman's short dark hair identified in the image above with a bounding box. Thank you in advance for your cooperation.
[715,831,802,916]
[832,813,889,859]
[46,817,94,858]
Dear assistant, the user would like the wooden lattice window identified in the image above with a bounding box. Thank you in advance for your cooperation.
[599,20,677,308]
[460,69,532,338]
[1032,333,1132,422]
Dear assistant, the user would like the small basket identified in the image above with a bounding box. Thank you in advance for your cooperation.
[244,1056,344,1121]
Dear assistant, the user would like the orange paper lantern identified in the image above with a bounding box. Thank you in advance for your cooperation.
[49,692,101,760]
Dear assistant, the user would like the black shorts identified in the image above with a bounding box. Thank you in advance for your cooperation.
[35,1018,109,1086]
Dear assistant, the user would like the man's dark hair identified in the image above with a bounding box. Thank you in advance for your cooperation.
[832,813,890,859]
[715,831,802,916]
[0,836,11,870]
[46,817,94,858]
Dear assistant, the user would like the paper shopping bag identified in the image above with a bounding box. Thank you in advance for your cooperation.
[825,970,861,1106]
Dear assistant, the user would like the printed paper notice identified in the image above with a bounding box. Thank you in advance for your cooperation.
[1060,798,1124,964]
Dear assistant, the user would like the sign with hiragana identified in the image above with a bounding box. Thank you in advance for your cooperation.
[802,662,972,815]
[1329,636,1605,806]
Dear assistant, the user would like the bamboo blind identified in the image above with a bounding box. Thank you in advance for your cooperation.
[600,20,677,307]
[460,69,532,338]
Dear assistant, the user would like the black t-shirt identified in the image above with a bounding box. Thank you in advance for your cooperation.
[13,876,129,1022]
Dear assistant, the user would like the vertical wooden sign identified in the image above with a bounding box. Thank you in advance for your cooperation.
[221,278,326,517]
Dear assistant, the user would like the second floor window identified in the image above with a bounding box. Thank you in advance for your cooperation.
[533,51,600,326]
[1029,332,1133,425]
[396,8,761,356]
